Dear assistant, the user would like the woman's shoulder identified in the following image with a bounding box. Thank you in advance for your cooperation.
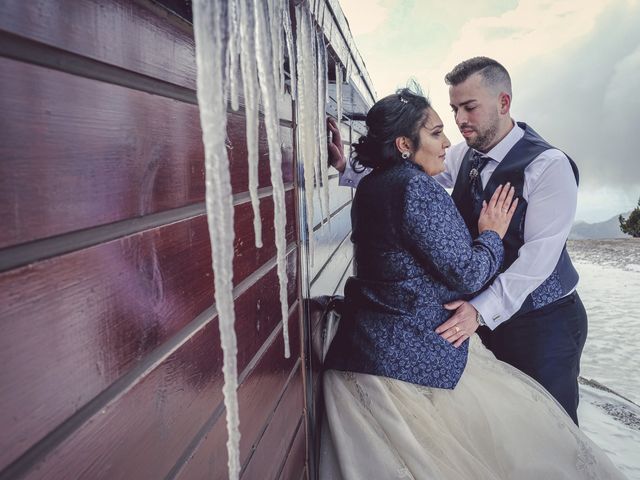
[404,169,447,198]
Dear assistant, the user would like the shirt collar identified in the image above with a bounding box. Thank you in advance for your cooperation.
[475,120,524,163]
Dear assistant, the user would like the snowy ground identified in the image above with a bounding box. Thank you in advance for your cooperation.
[579,378,640,479]
[569,239,640,478]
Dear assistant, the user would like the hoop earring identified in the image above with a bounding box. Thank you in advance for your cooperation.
[401,151,411,159]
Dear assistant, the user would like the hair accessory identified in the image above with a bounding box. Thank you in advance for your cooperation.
[401,151,411,159]
[399,96,408,104]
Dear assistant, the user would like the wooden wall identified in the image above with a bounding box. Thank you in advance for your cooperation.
[0,1,374,479]
[300,0,374,474]
[0,0,304,478]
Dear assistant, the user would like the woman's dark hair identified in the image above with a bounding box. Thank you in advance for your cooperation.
[351,85,430,171]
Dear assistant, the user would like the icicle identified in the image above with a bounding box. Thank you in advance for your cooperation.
[283,0,297,100]
[335,62,343,123]
[310,27,324,231]
[254,0,290,358]
[192,1,240,479]
[345,50,352,83]
[317,31,331,229]
[296,4,318,264]
[238,0,263,248]
[227,0,240,110]
[267,0,284,98]
[317,0,327,29]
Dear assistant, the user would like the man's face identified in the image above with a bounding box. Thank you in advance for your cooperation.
[449,72,501,153]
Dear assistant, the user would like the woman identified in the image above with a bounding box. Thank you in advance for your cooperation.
[320,88,625,479]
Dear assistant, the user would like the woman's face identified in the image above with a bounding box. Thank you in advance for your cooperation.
[411,108,451,176]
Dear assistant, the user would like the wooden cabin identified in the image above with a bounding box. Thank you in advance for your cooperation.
[0,0,375,478]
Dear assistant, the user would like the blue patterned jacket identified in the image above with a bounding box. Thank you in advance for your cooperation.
[325,161,504,389]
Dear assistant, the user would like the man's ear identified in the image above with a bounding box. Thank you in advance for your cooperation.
[395,136,411,155]
[499,92,511,115]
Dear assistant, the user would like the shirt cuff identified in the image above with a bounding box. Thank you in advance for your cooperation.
[339,164,368,188]
[470,289,505,331]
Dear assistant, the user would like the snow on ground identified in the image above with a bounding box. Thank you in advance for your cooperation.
[579,378,640,479]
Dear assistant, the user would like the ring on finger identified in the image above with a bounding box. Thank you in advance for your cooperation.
[454,326,460,334]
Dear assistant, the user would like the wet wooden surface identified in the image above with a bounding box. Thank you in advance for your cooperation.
[0,57,293,249]
[172,313,302,480]
[0,0,365,478]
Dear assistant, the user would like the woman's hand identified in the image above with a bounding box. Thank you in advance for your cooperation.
[478,183,518,238]
[327,117,346,173]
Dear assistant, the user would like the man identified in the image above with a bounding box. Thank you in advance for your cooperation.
[329,57,587,425]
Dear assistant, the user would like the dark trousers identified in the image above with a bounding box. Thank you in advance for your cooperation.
[478,292,588,425]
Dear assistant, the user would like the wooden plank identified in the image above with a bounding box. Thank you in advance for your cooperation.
[309,204,352,281]
[278,419,306,480]
[0,193,296,472]
[0,1,294,121]
[0,0,198,90]
[241,370,304,479]
[0,58,294,249]
[13,302,300,480]
[310,176,352,228]
[310,236,353,297]
[170,314,302,480]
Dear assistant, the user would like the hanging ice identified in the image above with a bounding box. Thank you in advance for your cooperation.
[267,0,285,96]
[227,0,240,110]
[317,31,331,228]
[192,1,338,478]
[238,0,263,248]
[335,62,343,124]
[283,1,297,100]
[254,0,291,358]
[192,1,240,479]
[295,4,318,263]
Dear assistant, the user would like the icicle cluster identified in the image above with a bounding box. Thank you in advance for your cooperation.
[192,0,335,478]
[317,32,331,229]
[335,62,343,124]
[294,2,333,259]
[255,0,291,358]
[192,1,241,478]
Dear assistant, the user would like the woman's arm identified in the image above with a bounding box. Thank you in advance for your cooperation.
[401,174,504,294]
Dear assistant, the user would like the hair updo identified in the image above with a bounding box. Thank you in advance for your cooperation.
[351,85,431,172]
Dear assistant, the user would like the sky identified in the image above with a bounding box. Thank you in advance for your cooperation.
[338,0,640,223]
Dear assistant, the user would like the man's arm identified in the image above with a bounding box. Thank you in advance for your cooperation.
[440,150,578,339]
[327,117,369,188]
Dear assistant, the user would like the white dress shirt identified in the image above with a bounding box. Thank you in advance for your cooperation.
[436,122,578,329]
[340,121,578,330]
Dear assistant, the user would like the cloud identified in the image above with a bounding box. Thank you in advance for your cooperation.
[339,0,640,221]
[339,0,395,36]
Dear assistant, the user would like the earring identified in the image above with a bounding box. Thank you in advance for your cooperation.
[401,151,410,159]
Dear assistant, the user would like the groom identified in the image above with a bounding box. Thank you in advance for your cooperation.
[329,57,587,425]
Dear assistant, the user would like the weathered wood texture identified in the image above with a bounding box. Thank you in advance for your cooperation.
[0,1,307,479]
[0,57,293,250]
[0,0,373,478]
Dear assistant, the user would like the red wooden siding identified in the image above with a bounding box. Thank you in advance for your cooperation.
[0,0,374,478]
[0,0,304,478]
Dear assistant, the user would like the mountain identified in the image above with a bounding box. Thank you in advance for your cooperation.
[570,212,632,240]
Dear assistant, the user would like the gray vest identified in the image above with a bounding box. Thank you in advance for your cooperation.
[451,122,579,317]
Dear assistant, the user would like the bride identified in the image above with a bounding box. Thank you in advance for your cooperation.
[320,88,625,479]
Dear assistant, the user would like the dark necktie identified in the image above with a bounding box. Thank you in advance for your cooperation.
[469,151,490,205]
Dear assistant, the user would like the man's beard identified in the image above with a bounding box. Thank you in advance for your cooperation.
[465,115,499,152]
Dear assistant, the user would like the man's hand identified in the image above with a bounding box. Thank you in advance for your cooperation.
[327,117,346,173]
[436,300,480,348]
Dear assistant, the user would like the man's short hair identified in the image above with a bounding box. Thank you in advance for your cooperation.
[445,57,512,96]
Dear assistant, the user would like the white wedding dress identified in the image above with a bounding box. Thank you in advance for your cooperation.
[320,334,626,479]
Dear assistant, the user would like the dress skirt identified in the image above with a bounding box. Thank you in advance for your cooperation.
[320,335,625,480]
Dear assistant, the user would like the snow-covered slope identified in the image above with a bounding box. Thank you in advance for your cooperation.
[579,377,640,479]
